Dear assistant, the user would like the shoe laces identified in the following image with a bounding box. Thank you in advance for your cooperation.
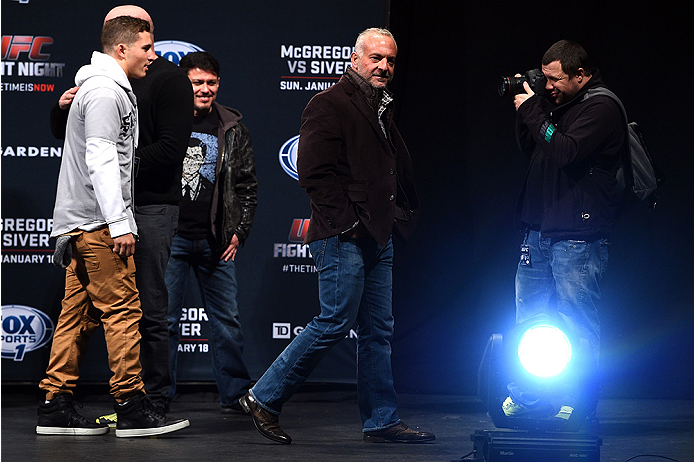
[64,398,92,426]
[138,395,165,420]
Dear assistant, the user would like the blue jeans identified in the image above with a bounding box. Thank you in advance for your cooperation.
[165,235,251,406]
[511,230,608,406]
[250,235,401,432]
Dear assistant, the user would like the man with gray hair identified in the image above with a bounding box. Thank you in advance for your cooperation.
[240,27,434,445]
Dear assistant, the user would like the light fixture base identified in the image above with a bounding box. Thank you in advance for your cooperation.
[469,430,601,462]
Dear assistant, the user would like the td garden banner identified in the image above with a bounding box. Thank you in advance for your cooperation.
[1,0,388,384]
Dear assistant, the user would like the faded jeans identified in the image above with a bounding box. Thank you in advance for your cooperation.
[511,229,608,407]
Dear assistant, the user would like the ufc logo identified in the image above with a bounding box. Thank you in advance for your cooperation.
[1,35,53,61]
[288,219,310,243]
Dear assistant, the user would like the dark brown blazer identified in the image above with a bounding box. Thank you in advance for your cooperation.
[297,73,419,247]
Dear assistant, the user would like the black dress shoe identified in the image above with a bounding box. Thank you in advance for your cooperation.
[363,422,435,443]
[239,393,292,444]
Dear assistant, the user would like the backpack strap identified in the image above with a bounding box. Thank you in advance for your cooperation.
[581,87,632,198]
[582,87,628,124]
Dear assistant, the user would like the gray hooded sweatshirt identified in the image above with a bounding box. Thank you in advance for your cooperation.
[51,51,138,238]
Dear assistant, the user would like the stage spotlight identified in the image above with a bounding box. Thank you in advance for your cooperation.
[502,318,582,401]
[479,314,592,431]
[517,324,572,379]
[470,314,601,462]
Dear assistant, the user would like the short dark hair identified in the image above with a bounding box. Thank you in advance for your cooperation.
[542,40,592,78]
[101,16,150,52]
[179,51,221,77]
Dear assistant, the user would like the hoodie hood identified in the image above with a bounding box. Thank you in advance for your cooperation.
[75,51,133,96]
[213,101,242,132]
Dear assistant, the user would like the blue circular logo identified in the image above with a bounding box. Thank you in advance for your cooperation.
[1,305,54,361]
[154,40,204,65]
[279,135,300,181]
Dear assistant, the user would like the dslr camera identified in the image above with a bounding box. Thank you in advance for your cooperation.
[498,69,547,97]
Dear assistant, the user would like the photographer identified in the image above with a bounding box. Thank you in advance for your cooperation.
[503,40,626,420]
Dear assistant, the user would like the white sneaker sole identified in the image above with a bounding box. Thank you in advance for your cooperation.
[36,425,110,436]
[115,419,190,438]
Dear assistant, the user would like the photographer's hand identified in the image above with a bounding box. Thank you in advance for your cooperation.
[514,81,535,111]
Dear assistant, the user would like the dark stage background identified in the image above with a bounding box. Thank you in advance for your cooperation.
[2,0,693,400]
[386,1,694,399]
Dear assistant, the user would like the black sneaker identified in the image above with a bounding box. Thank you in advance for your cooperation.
[36,394,110,436]
[115,393,189,438]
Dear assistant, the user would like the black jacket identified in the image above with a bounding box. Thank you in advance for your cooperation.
[297,68,419,247]
[515,69,626,240]
[208,102,257,250]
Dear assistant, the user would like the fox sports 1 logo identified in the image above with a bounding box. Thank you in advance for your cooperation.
[1,305,54,361]
[279,135,300,180]
[154,40,204,64]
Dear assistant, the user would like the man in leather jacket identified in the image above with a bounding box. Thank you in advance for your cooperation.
[166,51,257,413]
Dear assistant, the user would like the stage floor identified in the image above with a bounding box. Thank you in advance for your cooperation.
[2,385,693,461]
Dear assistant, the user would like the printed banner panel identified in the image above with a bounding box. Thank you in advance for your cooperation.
[1,0,388,385]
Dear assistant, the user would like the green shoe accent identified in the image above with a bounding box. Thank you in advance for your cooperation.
[96,412,117,428]
[502,396,526,416]
[502,396,553,418]
[554,405,574,420]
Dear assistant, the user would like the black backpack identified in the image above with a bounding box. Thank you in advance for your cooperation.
[582,87,664,209]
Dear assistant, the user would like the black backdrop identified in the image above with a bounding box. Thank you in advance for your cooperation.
[386,1,694,399]
[2,0,693,400]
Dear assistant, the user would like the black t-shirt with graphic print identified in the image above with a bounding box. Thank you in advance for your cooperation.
[177,108,219,239]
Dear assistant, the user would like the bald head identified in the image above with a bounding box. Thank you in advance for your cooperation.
[104,5,153,31]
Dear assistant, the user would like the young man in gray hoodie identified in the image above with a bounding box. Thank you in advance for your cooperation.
[37,15,188,438]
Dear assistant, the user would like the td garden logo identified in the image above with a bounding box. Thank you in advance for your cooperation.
[1,305,54,361]
[273,322,356,340]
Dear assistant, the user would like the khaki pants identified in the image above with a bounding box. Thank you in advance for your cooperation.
[40,228,145,402]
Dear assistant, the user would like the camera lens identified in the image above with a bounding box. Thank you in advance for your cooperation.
[498,76,525,96]
[498,76,512,96]
[498,70,547,97]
